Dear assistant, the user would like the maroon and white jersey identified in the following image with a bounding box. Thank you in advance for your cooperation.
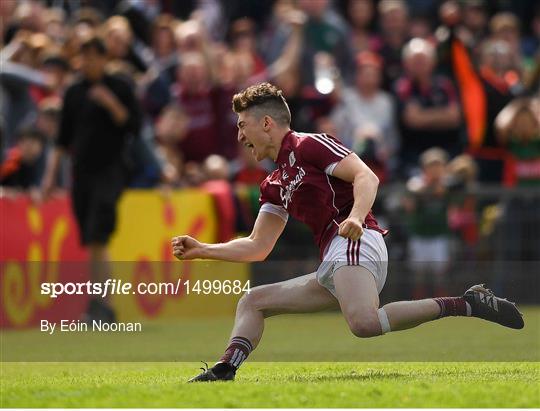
[259,130,386,260]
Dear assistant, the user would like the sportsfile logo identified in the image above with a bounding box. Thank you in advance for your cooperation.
[40,279,180,299]
[40,279,250,298]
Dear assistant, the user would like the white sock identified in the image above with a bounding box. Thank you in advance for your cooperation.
[377,307,391,334]
[465,301,472,316]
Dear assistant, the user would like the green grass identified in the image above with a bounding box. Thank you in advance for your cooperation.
[2,307,539,362]
[1,308,539,407]
[1,362,538,407]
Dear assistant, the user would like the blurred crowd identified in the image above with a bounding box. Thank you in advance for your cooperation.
[1,0,539,294]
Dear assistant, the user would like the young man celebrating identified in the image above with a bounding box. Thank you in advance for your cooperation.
[171,83,523,382]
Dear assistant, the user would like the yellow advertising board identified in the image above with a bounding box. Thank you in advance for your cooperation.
[0,190,249,328]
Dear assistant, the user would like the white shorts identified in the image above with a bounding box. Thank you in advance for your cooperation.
[316,229,388,297]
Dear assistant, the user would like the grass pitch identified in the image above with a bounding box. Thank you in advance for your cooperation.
[1,362,538,407]
[1,307,539,407]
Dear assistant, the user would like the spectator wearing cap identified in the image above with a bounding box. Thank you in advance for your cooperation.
[395,38,462,177]
[403,147,452,299]
[331,51,399,182]
[41,36,142,324]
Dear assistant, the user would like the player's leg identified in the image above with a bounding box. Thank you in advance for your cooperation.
[382,284,524,333]
[332,265,438,337]
[333,265,383,337]
[229,271,338,347]
[334,265,524,337]
[333,230,524,337]
[189,272,338,382]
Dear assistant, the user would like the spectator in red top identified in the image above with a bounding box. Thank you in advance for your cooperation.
[395,38,462,177]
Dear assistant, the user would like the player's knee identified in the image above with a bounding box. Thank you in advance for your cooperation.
[346,314,381,338]
[237,286,265,312]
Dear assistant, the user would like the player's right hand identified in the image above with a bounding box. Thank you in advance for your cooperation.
[171,235,205,260]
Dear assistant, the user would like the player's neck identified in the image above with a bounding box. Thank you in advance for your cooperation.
[269,127,291,162]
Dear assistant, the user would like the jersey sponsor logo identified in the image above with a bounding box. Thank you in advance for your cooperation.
[289,151,296,167]
[279,166,306,208]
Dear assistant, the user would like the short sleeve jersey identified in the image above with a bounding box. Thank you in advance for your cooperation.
[259,131,386,260]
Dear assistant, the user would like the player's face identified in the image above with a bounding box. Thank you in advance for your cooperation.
[237,111,270,161]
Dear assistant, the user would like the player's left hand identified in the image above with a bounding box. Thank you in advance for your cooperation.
[338,217,364,241]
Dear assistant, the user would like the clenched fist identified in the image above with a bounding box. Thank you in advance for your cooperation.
[338,217,364,241]
[171,235,205,260]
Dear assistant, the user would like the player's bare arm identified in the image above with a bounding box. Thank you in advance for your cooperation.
[332,153,379,241]
[172,211,286,262]
[185,82,524,384]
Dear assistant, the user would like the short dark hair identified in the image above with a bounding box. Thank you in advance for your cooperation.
[232,82,291,126]
[80,36,107,56]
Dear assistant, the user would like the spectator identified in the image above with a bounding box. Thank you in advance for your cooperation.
[140,15,180,118]
[447,154,479,253]
[331,51,399,182]
[34,97,71,189]
[395,37,462,177]
[408,16,435,42]
[0,31,55,148]
[43,7,67,44]
[102,15,149,73]
[41,36,142,324]
[149,13,179,78]
[455,0,489,52]
[494,97,540,262]
[343,0,376,55]
[403,147,452,298]
[170,52,220,163]
[294,0,352,88]
[154,103,188,182]
[496,97,540,187]
[489,12,523,69]
[470,39,519,183]
[0,127,44,189]
[372,0,410,90]
[228,17,267,82]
